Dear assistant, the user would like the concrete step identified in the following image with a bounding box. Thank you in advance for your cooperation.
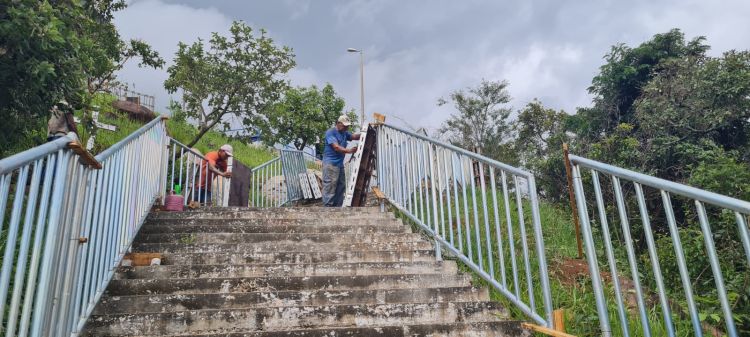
[84,301,509,336]
[134,233,423,245]
[105,274,473,296]
[93,286,489,314]
[121,322,529,337]
[148,209,393,221]
[161,250,435,265]
[139,222,409,234]
[115,261,457,280]
[197,206,384,213]
[131,240,434,254]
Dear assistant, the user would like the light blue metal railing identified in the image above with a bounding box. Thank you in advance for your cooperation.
[0,117,169,336]
[375,123,554,327]
[569,155,750,337]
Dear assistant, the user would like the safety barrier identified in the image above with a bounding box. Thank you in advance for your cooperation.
[569,155,750,337]
[0,117,168,336]
[375,123,554,327]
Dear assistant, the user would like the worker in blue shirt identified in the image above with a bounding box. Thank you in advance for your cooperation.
[322,115,361,206]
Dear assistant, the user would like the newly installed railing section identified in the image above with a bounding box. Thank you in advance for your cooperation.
[250,156,283,208]
[250,150,322,208]
[166,139,230,207]
[569,155,750,337]
[0,117,168,337]
[375,124,554,327]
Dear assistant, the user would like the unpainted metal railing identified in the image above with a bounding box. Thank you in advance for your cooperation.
[0,117,169,336]
[569,155,750,337]
[166,139,230,207]
[375,123,554,327]
[250,150,323,208]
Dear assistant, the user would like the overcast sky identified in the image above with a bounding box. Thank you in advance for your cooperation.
[114,0,750,133]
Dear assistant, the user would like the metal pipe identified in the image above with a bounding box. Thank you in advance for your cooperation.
[571,154,750,214]
[514,176,535,311]
[479,163,494,277]
[469,158,483,270]
[572,165,611,337]
[612,175,651,336]
[695,201,738,337]
[633,183,675,337]
[501,171,520,298]
[490,167,507,288]
[592,171,631,337]
[661,191,703,337]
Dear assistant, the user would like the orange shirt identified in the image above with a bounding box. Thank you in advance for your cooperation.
[198,151,227,189]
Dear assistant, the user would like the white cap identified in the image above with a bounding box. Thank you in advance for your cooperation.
[219,144,233,157]
[337,115,352,126]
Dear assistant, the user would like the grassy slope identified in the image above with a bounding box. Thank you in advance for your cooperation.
[75,95,276,167]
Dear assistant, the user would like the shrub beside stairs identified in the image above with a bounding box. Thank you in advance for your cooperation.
[82,207,530,336]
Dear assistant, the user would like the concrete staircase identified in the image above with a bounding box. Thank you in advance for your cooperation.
[83,207,529,336]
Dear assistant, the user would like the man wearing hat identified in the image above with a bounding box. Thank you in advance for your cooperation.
[195,144,233,204]
[322,115,361,207]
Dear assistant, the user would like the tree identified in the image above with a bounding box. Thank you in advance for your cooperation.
[164,21,296,147]
[572,29,709,142]
[513,100,570,201]
[0,0,163,157]
[438,79,513,157]
[260,84,357,151]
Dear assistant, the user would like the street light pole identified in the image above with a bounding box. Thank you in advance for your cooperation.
[348,48,365,124]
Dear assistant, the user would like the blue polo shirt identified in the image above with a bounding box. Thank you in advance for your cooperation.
[323,127,352,167]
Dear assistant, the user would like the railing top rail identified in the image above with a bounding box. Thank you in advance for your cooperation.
[96,116,166,161]
[381,123,534,178]
[569,154,750,214]
[169,138,209,160]
[254,156,281,170]
[0,133,76,174]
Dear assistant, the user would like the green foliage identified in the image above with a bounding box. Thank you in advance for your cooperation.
[166,115,275,168]
[513,100,570,202]
[438,79,513,157]
[164,21,296,148]
[260,84,356,151]
[0,0,163,158]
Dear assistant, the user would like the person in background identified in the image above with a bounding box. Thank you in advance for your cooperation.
[195,144,233,204]
[47,101,78,141]
[322,115,361,207]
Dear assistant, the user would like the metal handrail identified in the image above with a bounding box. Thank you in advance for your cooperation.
[569,154,750,337]
[375,123,554,327]
[0,118,169,336]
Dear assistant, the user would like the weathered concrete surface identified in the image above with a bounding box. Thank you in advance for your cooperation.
[83,207,529,336]
[93,286,489,314]
[161,249,435,265]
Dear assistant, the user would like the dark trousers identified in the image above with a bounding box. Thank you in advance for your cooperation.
[193,188,213,204]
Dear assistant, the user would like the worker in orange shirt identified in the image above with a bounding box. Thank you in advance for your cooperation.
[195,144,233,204]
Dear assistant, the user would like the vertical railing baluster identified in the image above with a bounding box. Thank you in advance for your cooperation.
[490,167,507,288]
[695,201,738,337]
[612,176,651,337]
[514,176,534,310]
[661,191,702,337]
[592,171,630,337]
[501,171,519,299]
[634,183,675,337]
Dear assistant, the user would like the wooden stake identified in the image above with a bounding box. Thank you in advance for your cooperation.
[563,143,583,259]
[553,309,566,332]
[522,322,577,337]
